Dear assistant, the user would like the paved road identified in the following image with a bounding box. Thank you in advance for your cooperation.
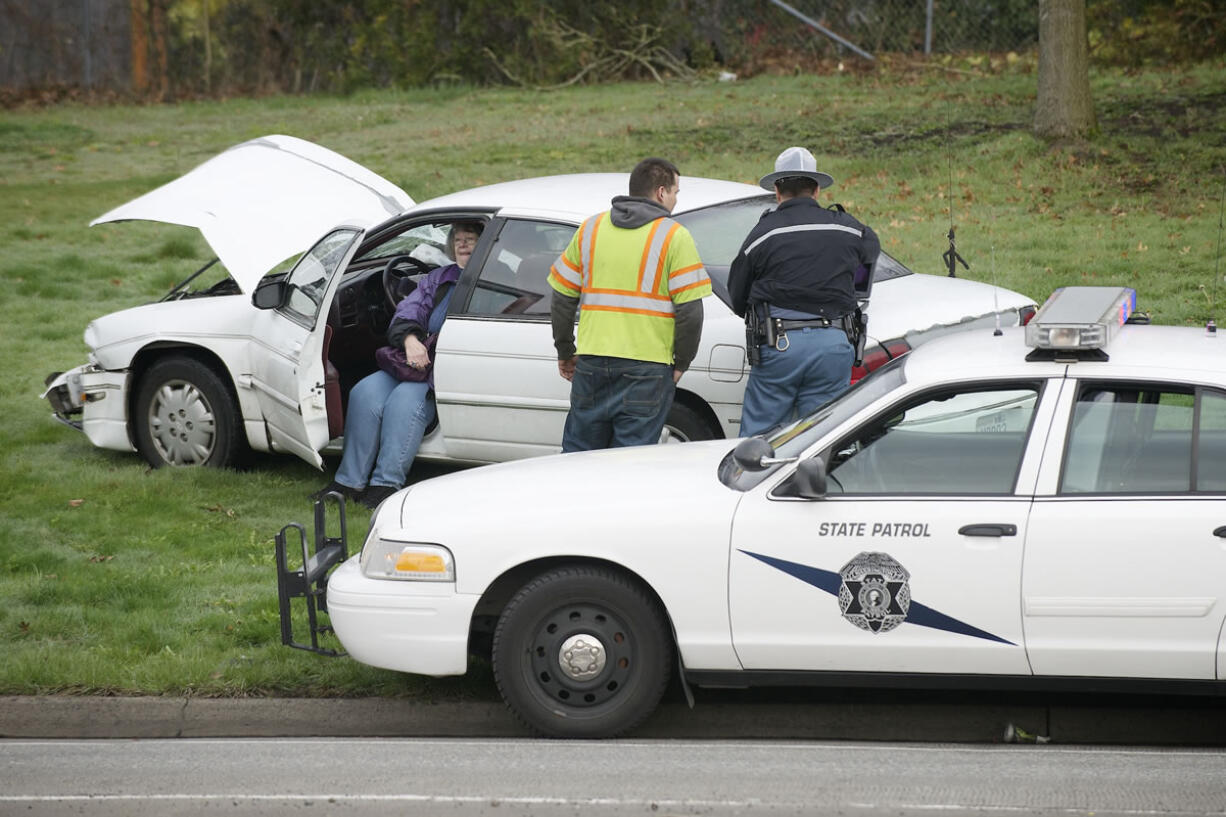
[3,737,1225,816]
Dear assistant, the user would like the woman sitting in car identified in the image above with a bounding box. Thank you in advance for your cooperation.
[314,220,483,509]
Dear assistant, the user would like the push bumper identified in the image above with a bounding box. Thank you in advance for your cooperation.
[275,495,350,656]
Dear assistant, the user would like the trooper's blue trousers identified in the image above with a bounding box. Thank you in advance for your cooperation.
[740,326,853,437]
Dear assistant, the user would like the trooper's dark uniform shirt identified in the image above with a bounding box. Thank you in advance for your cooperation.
[728,196,880,321]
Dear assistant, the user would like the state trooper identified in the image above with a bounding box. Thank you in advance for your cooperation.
[729,147,880,437]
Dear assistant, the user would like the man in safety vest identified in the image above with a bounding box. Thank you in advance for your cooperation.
[549,157,712,452]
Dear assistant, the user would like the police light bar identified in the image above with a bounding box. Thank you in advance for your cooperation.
[1024,286,1136,352]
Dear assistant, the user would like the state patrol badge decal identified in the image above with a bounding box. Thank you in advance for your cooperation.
[838,551,911,634]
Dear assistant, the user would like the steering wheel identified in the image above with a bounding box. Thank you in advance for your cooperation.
[381,254,434,307]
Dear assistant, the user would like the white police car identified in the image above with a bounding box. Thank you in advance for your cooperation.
[278,287,1226,738]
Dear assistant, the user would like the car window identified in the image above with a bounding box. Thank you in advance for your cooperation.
[824,384,1040,495]
[355,222,451,265]
[462,219,576,317]
[1060,383,1226,494]
[281,228,360,325]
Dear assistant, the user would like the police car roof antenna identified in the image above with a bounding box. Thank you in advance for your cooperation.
[942,131,968,278]
[1210,165,1225,338]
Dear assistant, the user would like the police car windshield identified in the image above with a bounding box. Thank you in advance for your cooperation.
[719,355,908,492]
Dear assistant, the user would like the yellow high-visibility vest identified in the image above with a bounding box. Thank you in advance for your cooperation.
[549,212,711,365]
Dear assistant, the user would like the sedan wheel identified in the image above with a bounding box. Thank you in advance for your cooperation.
[661,401,720,444]
[135,356,242,468]
[492,566,673,738]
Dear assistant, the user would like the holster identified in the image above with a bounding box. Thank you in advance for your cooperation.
[744,302,775,366]
[841,307,868,367]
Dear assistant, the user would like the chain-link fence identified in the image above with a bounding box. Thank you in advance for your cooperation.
[0,0,1040,97]
[0,0,130,91]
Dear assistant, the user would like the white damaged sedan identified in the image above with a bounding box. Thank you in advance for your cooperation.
[45,134,1036,469]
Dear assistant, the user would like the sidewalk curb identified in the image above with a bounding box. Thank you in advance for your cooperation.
[3,695,1224,744]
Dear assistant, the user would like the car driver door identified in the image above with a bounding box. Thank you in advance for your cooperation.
[432,217,577,462]
[248,227,364,467]
[728,380,1059,677]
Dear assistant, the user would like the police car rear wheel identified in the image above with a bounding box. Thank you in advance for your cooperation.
[492,565,673,739]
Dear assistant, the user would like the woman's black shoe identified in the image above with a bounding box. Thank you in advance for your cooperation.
[310,481,360,502]
[360,485,399,510]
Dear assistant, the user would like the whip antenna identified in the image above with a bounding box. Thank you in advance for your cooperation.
[942,127,968,277]
[1211,166,1225,338]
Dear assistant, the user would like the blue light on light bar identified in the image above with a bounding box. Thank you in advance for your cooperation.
[1024,287,1136,352]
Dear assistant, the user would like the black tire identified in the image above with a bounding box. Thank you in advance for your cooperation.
[663,400,720,443]
[134,356,243,468]
[492,566,673,739]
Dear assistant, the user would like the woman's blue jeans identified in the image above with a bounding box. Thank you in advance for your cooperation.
[335,370,436,490]
[740,326,852,437]
[562,356,674,452]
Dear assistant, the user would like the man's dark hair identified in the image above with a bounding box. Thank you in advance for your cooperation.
[775,177,819,198]
[629,157,680,198]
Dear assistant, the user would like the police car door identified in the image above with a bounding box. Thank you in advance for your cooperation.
[248,227,363,467]
[728,380,1057,676]
[1023,380,1226,680]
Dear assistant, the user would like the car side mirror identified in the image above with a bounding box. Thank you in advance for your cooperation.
[252,278,288,310]
[793,457,828,500]
[732,437,798,471]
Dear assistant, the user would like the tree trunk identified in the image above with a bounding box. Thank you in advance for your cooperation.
[1034,0,1096,140]
[150,0,170,100]
[130,0,149,94]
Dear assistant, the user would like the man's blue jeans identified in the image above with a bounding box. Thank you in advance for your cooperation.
[740,326,852,437]
[335,370,436,490]
[562,356,674,452]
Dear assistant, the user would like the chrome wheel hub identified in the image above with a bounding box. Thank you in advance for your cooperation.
[558,633,607,681]
[147,380,217,466]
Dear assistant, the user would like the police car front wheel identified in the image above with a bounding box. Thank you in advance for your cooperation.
[491,565,673,739]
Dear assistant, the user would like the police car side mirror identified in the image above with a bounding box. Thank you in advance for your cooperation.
[733,438,774,471]
[732,437,798,471]
[793,457,828,500]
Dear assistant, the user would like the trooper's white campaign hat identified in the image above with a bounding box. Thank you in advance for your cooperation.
[758,146,834,191]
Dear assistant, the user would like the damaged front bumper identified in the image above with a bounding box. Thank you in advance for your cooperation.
[42,364,135,452]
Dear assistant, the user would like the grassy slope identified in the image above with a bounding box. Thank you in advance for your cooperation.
[0,61,1223,696]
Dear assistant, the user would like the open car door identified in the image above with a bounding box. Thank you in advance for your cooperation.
[247,228,365,467]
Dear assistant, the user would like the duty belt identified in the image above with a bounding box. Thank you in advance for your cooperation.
[777,317,840,330]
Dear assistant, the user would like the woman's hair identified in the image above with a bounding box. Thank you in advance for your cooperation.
[446,220,485,259]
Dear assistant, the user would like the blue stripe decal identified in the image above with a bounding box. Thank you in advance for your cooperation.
[739,549,1015,646]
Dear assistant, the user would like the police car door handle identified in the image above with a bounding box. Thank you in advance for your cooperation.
[958,524,1018,537]
[1213,526,1226,538]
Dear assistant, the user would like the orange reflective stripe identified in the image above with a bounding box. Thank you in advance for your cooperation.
[582,214,602,288]
[670,278,710,295]
[550,266,581,294]
[669,262,704,279]
[583,286,671,302]
[580,304,676,319]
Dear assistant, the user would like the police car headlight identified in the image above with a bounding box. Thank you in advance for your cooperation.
[360,536,455,582]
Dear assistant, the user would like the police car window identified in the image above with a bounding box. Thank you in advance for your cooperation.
[462,219,575,317]
[824,384,1039,495]
[1061,383,1210,494]
[1199,389,1226,491]
[718,358,907,492]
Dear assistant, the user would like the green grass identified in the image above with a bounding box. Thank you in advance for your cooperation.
[1,59,1224,697]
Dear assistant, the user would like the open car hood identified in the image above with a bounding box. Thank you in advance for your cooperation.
[91,135,413,293]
